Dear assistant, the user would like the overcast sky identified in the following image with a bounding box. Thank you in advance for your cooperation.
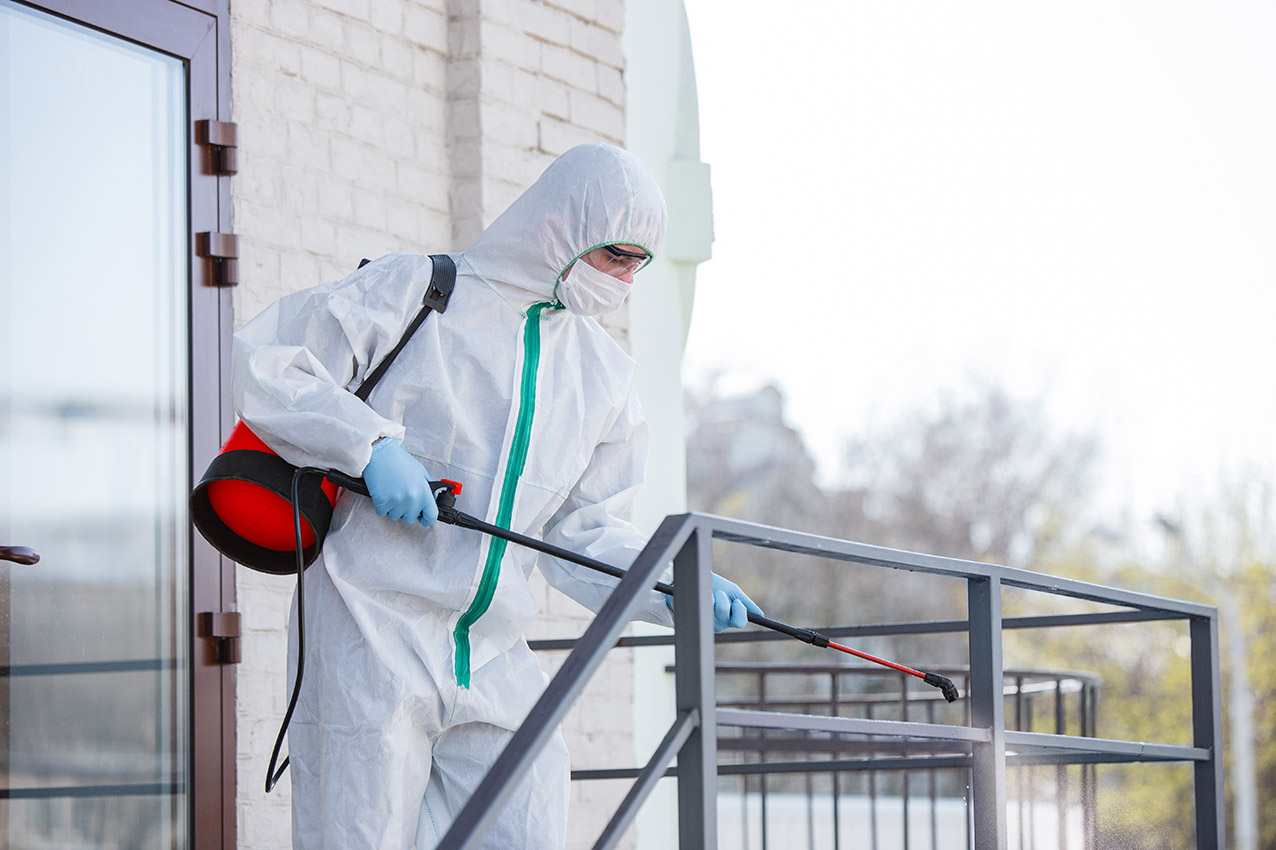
[681,0,1276,532]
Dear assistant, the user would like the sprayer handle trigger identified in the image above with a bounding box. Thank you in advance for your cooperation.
[429,479,462,512]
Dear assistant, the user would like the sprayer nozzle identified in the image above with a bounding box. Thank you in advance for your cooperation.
[923,671,961,703]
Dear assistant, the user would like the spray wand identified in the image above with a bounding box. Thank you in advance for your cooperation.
[335,474,962,704]
[268,469,960,793]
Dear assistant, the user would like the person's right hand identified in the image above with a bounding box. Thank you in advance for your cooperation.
[362,439,439,526]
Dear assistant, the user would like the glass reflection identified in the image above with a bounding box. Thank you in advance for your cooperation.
[0,1,190,846]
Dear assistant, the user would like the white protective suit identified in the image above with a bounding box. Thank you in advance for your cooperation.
[231,143,673,850]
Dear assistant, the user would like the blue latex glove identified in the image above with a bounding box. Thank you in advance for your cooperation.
[665,573,763,633]
[362,438,438,526]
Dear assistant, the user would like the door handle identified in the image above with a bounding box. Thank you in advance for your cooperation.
[0,546,40,565]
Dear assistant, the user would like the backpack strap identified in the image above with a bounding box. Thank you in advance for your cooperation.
[353,254,456,402]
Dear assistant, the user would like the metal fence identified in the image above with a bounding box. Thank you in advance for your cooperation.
[435,512,1224,850]
[711,664,1099,850]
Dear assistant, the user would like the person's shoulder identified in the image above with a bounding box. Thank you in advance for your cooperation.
[357,252,435,274]
[346,252,444,295]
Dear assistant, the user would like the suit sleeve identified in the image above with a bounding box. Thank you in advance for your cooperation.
[231,254,434,476]
[536,389,675,628]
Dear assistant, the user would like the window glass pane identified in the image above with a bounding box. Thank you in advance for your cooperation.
[0,2,190,846]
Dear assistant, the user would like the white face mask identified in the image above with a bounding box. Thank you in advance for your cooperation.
[556,258,631,316]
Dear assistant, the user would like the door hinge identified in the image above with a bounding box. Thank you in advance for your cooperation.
[198,231,239,286]
[196,119,238,175]
[202,611,243,664]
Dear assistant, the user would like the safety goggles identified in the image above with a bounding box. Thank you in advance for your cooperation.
[597,244,651,275]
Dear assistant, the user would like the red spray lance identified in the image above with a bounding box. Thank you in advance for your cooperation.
[335,473,962,703]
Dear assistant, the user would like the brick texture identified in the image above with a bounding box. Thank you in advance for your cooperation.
[231,2,637,848]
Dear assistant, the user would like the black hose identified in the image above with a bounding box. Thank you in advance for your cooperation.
[263,467,325,793]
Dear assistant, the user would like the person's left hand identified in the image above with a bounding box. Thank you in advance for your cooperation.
[665,573,763,633]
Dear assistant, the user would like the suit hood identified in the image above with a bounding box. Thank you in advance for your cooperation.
[461,143,667,308]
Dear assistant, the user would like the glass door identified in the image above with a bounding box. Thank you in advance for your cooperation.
[0,2,192,845]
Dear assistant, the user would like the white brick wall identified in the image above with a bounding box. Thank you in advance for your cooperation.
[231,2,639,847]
[232,0,450,324]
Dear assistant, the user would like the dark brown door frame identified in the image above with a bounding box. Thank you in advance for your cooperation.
[13,1,236,847]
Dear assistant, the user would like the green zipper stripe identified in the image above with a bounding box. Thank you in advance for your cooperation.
[453,302,551,687]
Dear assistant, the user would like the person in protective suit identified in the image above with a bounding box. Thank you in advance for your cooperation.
[232,143,761,849]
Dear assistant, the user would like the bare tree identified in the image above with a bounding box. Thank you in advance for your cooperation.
[685,378,1100,667]
[834,381,1098,568]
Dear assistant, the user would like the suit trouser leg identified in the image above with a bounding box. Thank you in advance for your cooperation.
[414,721,570,850]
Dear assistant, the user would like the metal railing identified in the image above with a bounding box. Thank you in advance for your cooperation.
[711,664,1099,850]
[435,512,1224,850]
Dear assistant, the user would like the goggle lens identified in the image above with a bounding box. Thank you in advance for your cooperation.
[601,245,650,274]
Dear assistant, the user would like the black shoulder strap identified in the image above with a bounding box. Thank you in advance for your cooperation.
[353,254,456,402]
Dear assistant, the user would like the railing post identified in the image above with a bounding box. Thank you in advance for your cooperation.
[673,522,717,849]
[1190,614,1225,849]
[968,575,1007,849]
[1055,679,1067,850]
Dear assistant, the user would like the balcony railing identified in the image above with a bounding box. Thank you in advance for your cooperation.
[435,512,1224,850]
[710,663,1099,849]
